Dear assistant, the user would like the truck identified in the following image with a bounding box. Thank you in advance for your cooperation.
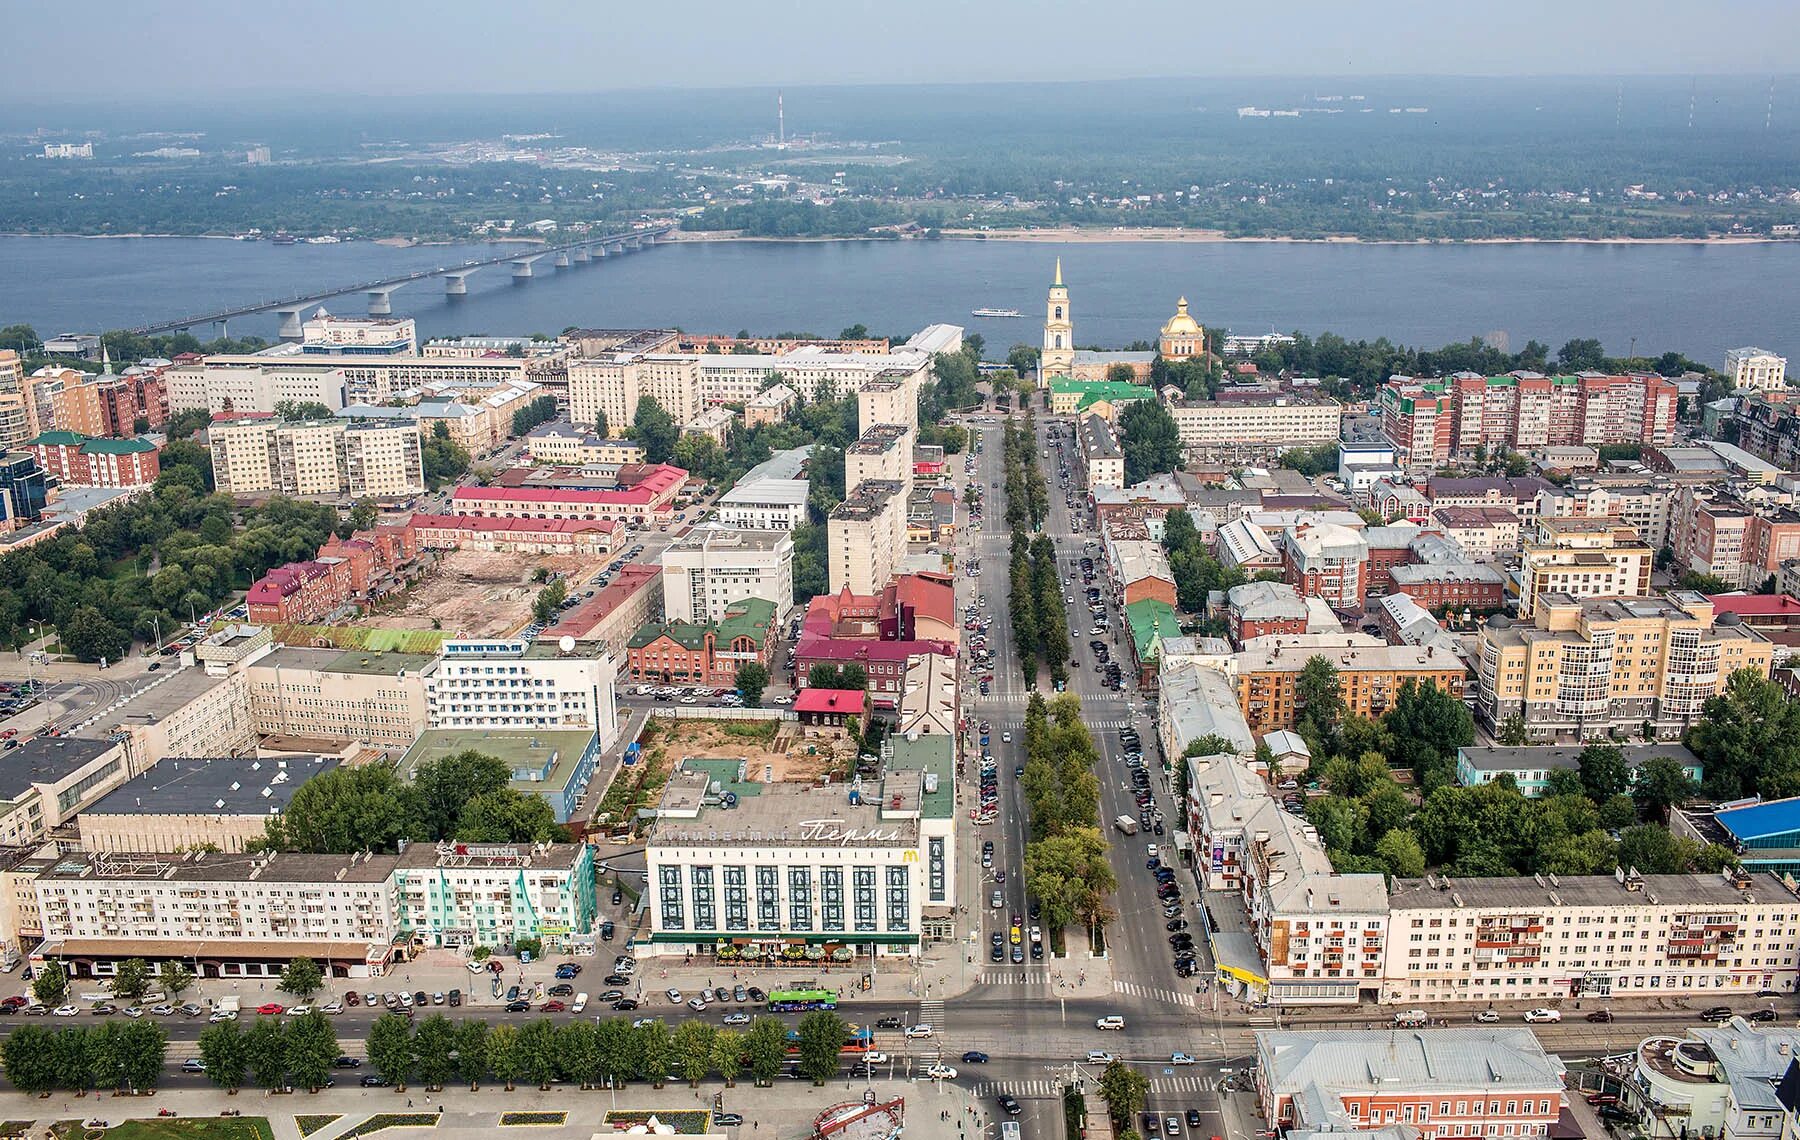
[1114,815,1139,835]
[1392,1009,1429,1028]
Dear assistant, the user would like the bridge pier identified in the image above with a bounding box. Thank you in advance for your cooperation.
[607,242,624,256]
[572,246,591,264]
[445,274,469,297]
[214,319,229,339]
[553,251,571,269]
[276,306,306,341]
[511,258,535,280]
[367,289,394,317]
[625,236,642,251]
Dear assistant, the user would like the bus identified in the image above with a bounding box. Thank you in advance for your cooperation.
[768,988,838,1012]
[1001,1124,1022,1140]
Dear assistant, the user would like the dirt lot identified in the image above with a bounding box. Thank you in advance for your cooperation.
[654,716,857,783]
[362,548,607,639]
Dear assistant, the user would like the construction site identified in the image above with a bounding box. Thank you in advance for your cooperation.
[361,548,608,639]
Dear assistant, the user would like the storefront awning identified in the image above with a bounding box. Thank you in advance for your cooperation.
[644,932,920,945]
[1210,931,1268,986]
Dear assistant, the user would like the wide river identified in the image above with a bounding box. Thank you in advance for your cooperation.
[3,234,1795,362]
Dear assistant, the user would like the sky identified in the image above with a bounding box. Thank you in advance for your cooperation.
[7,0,1799,98]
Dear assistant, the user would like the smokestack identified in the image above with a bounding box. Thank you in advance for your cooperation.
[778,91,785,149]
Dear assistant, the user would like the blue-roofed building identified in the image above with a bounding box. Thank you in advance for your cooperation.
[1715,796,1800,876]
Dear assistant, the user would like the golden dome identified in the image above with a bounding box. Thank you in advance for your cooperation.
[1161,297,1202,338]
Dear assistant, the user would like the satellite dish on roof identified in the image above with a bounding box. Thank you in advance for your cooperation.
[558,635,576,654]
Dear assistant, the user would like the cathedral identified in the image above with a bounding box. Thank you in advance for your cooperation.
[1037,260,1204,384]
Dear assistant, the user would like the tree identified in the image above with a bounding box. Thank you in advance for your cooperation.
[597,1017,638,1089]
[411,749,510,840]
[673,1020,716,1086]
[532,579,568,624]
[110,958,153,1004]
[1375,829,1427,878]
[32,960,68,1007]
[1617,824,1697,874]
[367,1012,415,1090]
[54,1026,93,1095]
[486,1023,521,1090]
[244,1016,289,1091]
[517,1019,562,1088]
[1099,1060,1150,1127]
[3,1025,60,1094]
[745,1017,788,1086]
[710,1028,744,1086]
[1542,768,1587,798]
[735,661,769,707]
[1687,668,1800,800]
[265,763,424,854]
[1556,338,1607,371]
[278,956,325,1001]
[346,498,379,534]
[423,432,470,489]
[455,788,562,844]
[1294,655,1344,740]
[1634,755,1697,820]
[630,395,680,464]
[59,605,131,663]
[1119,400,1183,485]
[412,1013,457,1089]
[1383,680,1475,789]
[1497,715,1530,747]
[636,1019,673,1086]
[198,1020,249,1092]
[455,1020,490,1089]
[558,1021,601,1088]
[285,1010,338,1092]
[795,1011,847,1085]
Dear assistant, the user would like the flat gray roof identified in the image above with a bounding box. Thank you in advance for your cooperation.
[83,755,341,817]
[0,737,122,800]
[1389,870,1792,910]
[1458,742,1699,773]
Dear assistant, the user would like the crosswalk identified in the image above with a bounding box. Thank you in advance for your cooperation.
[970,1075,1214,1098]
[1113,979,1199,1007]
[976,969,1048,986]
[918,997,946,1028]
[973,717,1136,733]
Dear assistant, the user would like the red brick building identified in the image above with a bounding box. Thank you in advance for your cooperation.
[793,688,868,730]
[27,431,161,488]
[246,560,346,624]
[626,598,775,688]
[1387,563,1507,613]
[792,637,954,711]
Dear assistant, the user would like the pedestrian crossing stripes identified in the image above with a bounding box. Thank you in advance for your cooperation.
[1113,979,1198,1007]
[976,969,1047,986]
[919,998,946,1028]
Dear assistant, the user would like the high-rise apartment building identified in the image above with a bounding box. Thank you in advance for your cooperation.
[1517,517,1654,617]
[1381,371,1677,467]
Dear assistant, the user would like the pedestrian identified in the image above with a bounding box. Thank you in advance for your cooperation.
[408,1099,413,1108]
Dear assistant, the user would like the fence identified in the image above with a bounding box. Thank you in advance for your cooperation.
[646,706,795,723]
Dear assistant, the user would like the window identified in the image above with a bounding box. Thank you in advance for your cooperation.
[854,868,877,932]
[822,868,844,932]
[658,866,684,930]
[788,867,812,931]
[886,866,910,931]
[690,865,715,931]
[756,865,780,931]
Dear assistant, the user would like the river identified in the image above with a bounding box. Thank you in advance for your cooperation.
[2,234,1795,362]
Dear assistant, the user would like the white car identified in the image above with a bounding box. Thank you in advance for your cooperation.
[466,960,489,974]
[122,1006,144,1018]
[1474,1009,1500,1023]
[1086,1050,1116,1064]
[721,1012,751,1026]
[1170,1052,1196,1065]
[905,1024,935,1039]
[1001,731,1012,743]
[52,1005,79,1017]
[288,1005,312,1016]
[924,1064,959,1080]
[1523,1007,1562,1023]
[208,1009,238,1022]
[865,1052,889,1065]
[1095,1015,1126,1030]
[688,998,709,1012]
[321,1000,344,1014]
[148,1004,174,1016]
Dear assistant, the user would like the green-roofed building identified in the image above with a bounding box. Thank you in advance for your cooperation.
[1048,379,1156,419]
[27,429,162,488]
[1126,597,1183,686]
[397,727,598,823]
[626,596,775,688]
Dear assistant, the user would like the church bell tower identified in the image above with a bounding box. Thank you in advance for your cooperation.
[1040,258,1074,385]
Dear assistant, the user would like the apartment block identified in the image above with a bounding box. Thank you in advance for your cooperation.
[1076,412,1125,493]
[1518,517,1654,617]
[1381,371,1676,467]
[392,841,596,953]
[828,480,907,595]
[244,646,434,745]
[208,418,424,498]
[1475,591,1774,743]
[1536,480,1674,550]
[1386,870,1800,1003]
[28,431,160,488]
[1235,634,1469,733]
[661,526,795,624]
[1167,394,1341,458]
[845,423,915,495]
[426,637,619,748]
[1281,522,1370,611]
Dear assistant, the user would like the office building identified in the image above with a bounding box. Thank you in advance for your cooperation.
[1475,592,1773,743]
[1282,522,1370,611]
[662,527,794,624]
[1047,379,1154,419]
[1158,661,1256,767]
[524,422,646,468]
[744,382,798,427]
[392,841,596,954]
[0,737,140,848]
[0,452,49,525]
[1255,1027,1567,1138]
[626,597,776,690]
[539,563,663,662]
[426,637,619,749]
[717,477,810,532]
[76,755,342,854]
[1168,394,1341,459]
[245,646,434,745]
[300,311,417,356]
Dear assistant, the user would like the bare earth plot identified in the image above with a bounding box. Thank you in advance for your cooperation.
[361,549,606,639]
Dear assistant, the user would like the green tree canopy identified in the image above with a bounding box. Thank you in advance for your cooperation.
[1119,400,1183,485]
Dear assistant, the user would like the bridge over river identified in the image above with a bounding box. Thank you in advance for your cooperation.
[129,223,676,338]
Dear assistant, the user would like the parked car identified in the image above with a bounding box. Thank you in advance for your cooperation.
[1522,1008,1562,1023]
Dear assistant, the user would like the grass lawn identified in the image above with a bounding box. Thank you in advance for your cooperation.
[98,1120,276,1140]
[296,1117,341,1138]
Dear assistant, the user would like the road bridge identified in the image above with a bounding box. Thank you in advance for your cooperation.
[127,223,676,338]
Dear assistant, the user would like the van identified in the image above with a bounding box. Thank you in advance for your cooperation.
[1114,816,1139,835]
[1392,1009,1429,1028]
[572,993,588,1013]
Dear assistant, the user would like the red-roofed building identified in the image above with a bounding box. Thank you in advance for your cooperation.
[794,636,955,710]
[793,688,868,731]
[540,563,662,661]
[246,560,343,624]
[449,463,686,524]
[1706,593,1800,631]
[883,572,957,643]
[408,512,620,555]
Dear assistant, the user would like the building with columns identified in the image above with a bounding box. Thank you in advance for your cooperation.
[1159,298,1205,359]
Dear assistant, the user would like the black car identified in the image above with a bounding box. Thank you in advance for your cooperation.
[747,987,766,1001]
[876,1015,903,1029]
[1186,1111,1203,1128]
[1030,942,1043,960]
[599,990,625,1003]
[1598,1107,1636,1125]
[999,1095,1022,1116]
[990,936,1005,962]
[360,1075,389,1087]
[1700,1006,1735,1022]
[963,1051,990,1064]
[612,999,640,1011]
[505,1000,531,1012]
[1170,933,1194,946]
[334,1055,362,1068]
[447,990,461,1007]
[1747,1007,1779,1022]
[1167,919,1188,932]
[604,973,633,985]
[548,983,574,997]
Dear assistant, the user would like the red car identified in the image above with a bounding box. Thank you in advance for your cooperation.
[0,996,27,1009]
[539,1000,566,1013]
[256,1003,285,1015]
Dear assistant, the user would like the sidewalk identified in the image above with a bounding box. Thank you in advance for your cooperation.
[0,1074,974,1140]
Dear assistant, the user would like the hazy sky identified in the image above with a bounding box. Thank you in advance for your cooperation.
[10,0,1800,97]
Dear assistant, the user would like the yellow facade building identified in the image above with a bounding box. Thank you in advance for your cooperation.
[1475,591,1773,743]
